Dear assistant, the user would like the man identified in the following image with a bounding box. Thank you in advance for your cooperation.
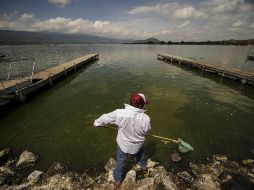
[93,92,151,187]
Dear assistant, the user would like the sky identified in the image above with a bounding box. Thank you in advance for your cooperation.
[0,0,254,41]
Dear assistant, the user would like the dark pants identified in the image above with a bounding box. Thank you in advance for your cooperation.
[113,146,147,182]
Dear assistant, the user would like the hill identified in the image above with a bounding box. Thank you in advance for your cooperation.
[132,38,163,44]
[0,30,126,45]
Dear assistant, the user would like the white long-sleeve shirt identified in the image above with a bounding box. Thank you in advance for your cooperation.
[94,104,151,154]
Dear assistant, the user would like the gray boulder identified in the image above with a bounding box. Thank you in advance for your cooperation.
[16,150,38,168]
[137,177,155,190]
[197,182,217,190]
[162,175,177,190]
[177,171,194,183]
[120,170,136,189]
[47,162,67,176]
[27,170,44,185]
[213,154,228,163]
[0,148,11,165]
[104,157,116,172]
[0,166,15,186]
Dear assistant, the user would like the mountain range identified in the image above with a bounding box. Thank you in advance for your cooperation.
[0,30,131,45]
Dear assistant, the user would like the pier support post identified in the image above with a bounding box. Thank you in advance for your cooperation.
[48,75,53,86]
[64,67,67,77]
[221,71,225,79]
[15,83,26,102]
[1,81,5,89]
[241,77,246,85]
[201,66,205,75]
[18,92,26,102]
[74,63,77,71]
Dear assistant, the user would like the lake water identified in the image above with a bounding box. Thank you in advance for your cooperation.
[0,44,254,174]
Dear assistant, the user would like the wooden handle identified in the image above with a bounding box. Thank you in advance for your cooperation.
[147,134,179,143]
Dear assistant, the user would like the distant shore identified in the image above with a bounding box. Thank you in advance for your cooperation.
[0,30,253,46]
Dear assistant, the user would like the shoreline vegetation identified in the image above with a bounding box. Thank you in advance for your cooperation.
[1,148,254,189]
[128,38,254,46]
[0,30,254,46]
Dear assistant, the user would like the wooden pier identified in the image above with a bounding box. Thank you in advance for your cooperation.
[158,54,254,87]
[0,54,99,101]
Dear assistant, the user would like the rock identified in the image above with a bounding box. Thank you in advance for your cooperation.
[191,174,220,190]
[171,153,181,162]
[242,159,254,166]
[146,159,159,169]
[213,154,228,163]
[47,162,67,176]
[81,173,95,187]
[222,161,248,174]
[121,170,136,189]
[219,172,233,183]
[27,170,44,185]
[104,157,116,172]
[0,166,15,186]
[93,181,115,190]
[4,183,29,190]
[189,162,206,176]
[32,172,91,190]
[150,166,167,184]
[189,162,221,178]
[162,175,177,190]
[197,182,217,190]
[107,170,114,182]
[0,148,11,165]
[16,150,38,168]
[170,174,188,190]
[177,171,194,183]
[137,177,155,190]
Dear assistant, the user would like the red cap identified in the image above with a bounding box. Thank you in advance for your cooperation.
[130,93,149,108]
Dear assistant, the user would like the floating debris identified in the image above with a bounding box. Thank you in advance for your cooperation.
[171,153,182,162]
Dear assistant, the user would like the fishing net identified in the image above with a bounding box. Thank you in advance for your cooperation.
[178,138,194,153]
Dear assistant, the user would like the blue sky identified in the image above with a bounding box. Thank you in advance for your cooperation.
[0,0,254,41]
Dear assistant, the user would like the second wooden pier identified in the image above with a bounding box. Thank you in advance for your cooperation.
[0,54,99,102]
[158,53,254,86]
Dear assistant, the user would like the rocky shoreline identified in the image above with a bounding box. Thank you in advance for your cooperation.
[0,148,254,190]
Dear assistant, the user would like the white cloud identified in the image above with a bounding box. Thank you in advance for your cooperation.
[228,27,240,32]
[48,0,72,8]
[0,13,150,39]
[201,0,254,14]
[127,3,207,20]
[19,13,35,22]
[93,21,110,29]
[232,20,244,28]
[177,21,190,28]
[173,6,207,19]
[0,11,18,21]
[127,5,156,15]
[152,30,171,36]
